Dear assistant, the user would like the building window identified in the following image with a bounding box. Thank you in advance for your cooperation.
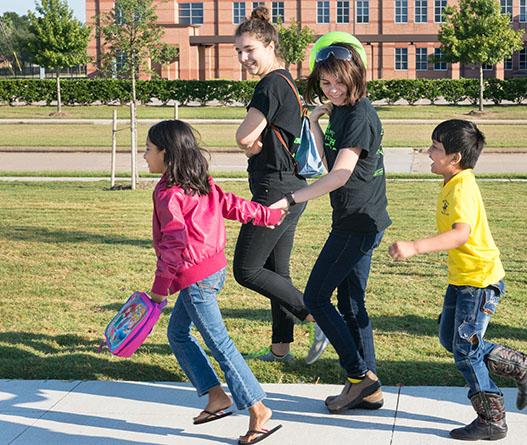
[500,0,513,16]
[416,48,428,70]
[337,1,350,23]
[317,1,330,23]
[356,0,369,23]
[520,0,527,22]
[272,2,284,23]
[395,48,408,70]
[180,3,204,25]
[482,62,493,71]
[434,48,447,70]
[233,2,246,24]
[520,48,527,70]
[395,0,408,23]
[434,0,447,23]
[504,57,513,70]
[415,0,428,23]
[252,1,265,9]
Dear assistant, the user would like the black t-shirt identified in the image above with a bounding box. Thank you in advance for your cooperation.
[324,98,392,233]
[246,69,302,175]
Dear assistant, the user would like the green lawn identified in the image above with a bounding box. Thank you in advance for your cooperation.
[1,104,527,120]
[1,180,526,385]
[0,122,525,150]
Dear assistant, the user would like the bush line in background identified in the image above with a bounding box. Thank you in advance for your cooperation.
[0,78,526,106]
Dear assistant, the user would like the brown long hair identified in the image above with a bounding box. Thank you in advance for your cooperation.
[305,43,367,105]
[147,120,210,195]
[234,6,279,55]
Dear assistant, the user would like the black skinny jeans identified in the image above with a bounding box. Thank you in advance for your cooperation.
[233,172,309,344]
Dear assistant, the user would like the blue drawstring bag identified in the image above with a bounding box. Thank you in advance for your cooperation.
[271,74,325,179]
[294,115,325,178]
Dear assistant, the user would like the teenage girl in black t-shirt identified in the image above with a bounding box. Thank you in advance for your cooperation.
[271,38,391,413]
[233,7,324,370]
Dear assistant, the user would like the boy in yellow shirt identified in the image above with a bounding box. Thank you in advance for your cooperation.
[389,119,526,441]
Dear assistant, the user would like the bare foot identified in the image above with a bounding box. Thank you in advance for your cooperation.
[193,385,233,423]
[239,402,272,443]
[305,314,315,323]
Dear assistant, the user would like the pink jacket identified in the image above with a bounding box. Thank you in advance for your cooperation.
[151,175,282,295]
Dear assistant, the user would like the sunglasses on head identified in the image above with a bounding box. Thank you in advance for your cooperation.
[315,45,353,64]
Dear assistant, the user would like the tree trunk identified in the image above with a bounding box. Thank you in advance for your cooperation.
[56,70,62,114]
[479,64,484,112]
[130,65,137,190]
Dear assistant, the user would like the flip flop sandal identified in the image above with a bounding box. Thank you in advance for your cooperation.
[238,424,283,444]
[193,408,234,425]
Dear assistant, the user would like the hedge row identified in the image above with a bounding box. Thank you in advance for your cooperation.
[0,78,526,106]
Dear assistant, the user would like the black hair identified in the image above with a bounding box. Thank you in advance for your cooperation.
[305,43,367,106]
[147,120,210,195]
[431,119,485,169]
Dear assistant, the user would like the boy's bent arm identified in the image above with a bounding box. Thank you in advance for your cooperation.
[389,223,470,260]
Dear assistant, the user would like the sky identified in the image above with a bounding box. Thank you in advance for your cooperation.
[0,0,85,22]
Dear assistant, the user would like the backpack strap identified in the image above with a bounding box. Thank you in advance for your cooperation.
[270,73,304,170]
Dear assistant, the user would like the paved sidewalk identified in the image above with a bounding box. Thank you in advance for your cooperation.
[1,149,526,174]
[1,381,525,444]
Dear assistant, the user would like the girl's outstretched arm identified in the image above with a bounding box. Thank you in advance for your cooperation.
[270,146,361,210]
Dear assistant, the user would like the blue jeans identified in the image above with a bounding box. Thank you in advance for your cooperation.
[167,268,266,410]
[304,229,384,378]
[438,281,505,398]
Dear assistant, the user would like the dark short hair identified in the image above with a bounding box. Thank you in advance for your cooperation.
[304,42,367,105]
[431,119,485,169]
[147,120,210,195]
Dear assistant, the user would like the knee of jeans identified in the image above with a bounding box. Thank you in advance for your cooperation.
[303,289,329,313]
[233,264,260,288]
[167,323,190,347]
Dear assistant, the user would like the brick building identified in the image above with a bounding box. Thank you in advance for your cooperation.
[86,0,527,80]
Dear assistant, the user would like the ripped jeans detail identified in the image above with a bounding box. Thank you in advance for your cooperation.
[438,281,505,398]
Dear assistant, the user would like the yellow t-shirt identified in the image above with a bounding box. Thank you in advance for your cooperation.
[436,169,504,287]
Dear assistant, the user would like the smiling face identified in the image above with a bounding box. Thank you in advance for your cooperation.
[427,139,462,181]
[319,71,349,106]
[234,33,276,78]
[143,138,166,174]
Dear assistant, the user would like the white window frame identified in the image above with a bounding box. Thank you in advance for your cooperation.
[179,3,204,25]
[520,48,527,70]
[520,0,527,22]
[272,2,284,23]
[434,48,447,71]
[317,1,330,23]
[416,47,428,71]
[500,0,513,16]
[395,48,408,70]
[233,2,246,24]
[434,0,447,23]
[415,0,428,23]
[356,0,369,23]
[395,0,408,23]
[337,1,350,23]
[504,57,513,71]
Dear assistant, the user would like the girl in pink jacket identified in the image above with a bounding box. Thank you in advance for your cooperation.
[144,120,283,445]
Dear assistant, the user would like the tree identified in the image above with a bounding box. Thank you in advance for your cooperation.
[97,0,178,189]
[277,19,314,75]
[438,0,524,112]
[0,12,34,74]
[27,0,91,114]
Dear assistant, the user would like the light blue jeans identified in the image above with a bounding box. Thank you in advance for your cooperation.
[438,280,505,398]
[167,268,266,410]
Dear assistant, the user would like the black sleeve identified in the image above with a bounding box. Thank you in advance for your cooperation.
[337,111,370,152]
[248,79,281,124]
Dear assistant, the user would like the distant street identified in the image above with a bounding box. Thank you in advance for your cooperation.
[1,149,526,174]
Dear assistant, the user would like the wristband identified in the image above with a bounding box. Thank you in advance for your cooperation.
[285,192,297,207]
